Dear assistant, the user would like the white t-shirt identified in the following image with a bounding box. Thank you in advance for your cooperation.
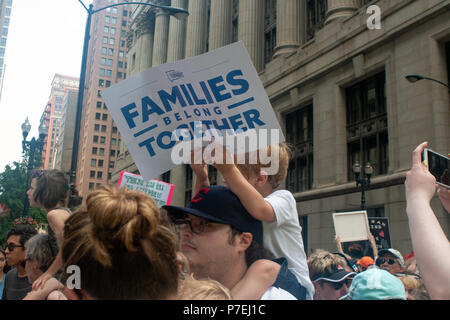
[263,190,315,300]
[261,286,297,300]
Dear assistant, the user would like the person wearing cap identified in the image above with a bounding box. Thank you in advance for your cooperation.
[340,267,407,300]
[307,249,356,300]
[164,186,307,300]
[357,256,375,272]
[376,248,404,276]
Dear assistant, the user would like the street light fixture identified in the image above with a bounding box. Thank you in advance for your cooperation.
[352,161,373,210]
[405,74,450,91]
[70,1,189,185]
[21,117,48,216]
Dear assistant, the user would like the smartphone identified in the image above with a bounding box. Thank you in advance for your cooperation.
[422,148,450,189]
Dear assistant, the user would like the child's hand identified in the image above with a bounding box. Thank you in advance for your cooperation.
[203,142,235,173]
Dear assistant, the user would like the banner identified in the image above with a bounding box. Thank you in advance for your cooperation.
[117,171,175,208]
[101,41,284,180]
[368,217,392,250]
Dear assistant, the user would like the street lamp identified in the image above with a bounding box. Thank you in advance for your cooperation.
[21,117,48,216]
[70,1,189,185]
[352,161,373,210]
[405,74,450,92]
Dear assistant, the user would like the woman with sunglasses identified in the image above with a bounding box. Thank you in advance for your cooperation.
[26,169,72,291]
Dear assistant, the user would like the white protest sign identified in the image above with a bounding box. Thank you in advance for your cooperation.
[101,41,284,180]
[117,171,175,208]
[332,211,370,243]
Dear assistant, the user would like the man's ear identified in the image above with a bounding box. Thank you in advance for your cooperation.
[237,232,253,252]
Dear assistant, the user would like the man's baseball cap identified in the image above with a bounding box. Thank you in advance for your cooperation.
[340,268,406,300]
[357,256,375,269]
[378,248,405,266]
[311,265,356,283]
[163,186,263,244]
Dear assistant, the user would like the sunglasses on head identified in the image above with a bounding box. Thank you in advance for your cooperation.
[376,257,396,266]
[6,243,24,252]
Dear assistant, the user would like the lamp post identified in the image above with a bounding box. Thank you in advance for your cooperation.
[405,74,450,92]
[21,117,48,216]
[352,162,373,210]
[70,1,189,185]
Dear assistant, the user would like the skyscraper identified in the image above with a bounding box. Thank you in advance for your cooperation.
[76,0,130,197]
[40,74,80,170]
[0,0,12,102]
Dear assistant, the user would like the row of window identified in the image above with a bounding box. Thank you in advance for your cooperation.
[90,158,116,169]
[92,147,117,157]
[102,36,126,48]
[99,68,125,79]
[94,123,118,134]
[105,15,127,27]
[92,134,121,146]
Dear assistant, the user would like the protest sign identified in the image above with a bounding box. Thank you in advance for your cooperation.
[117,171,175,208]
[332,211,370,243]
[368,217,391,250]
[101,41,284,180]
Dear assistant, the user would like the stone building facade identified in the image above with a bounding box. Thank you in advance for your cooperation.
[113,0,450,255]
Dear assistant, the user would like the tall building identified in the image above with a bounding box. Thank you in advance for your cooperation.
[76,0,130,197]
[0,0,12,102]
[41,74,79,170]
[114,0,450,255]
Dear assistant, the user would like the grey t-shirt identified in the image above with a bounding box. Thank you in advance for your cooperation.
[2,268,32,300]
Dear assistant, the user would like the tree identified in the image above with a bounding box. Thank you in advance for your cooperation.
[0,154,46,244]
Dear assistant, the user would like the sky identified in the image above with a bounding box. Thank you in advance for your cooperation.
[0,0,91,172]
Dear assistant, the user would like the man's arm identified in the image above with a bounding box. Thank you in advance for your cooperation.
[405,142,450,300]
[191,164,210,197]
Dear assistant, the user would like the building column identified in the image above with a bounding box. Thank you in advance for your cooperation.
[208,0,233,51]
[166,0,188,62]
[326,0,359,24]
[138,13,155,70]
[185,0,208,57]
[274,0,301,57]
[238,0,264,72]
[152,6,170,66]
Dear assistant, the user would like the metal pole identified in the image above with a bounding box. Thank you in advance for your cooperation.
[70,4,93,185]
[360,180,366,211]
[23,139,36,217]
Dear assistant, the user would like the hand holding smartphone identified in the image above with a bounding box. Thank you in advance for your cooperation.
[422,148,450,189]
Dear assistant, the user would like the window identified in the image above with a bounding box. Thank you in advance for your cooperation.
[107,69,112,77]
[100,58,106,65]
[96,101,102,109]
[110,150,116,157]
[112,127,117,134]
[104,26,109,34]
[105,16,110,23]
[109,161,115,169]
[91,159,97,167]
[90,171,96,178]
[119,50,124,58]
[111,17,117,24]
[118,61,123,68]
[99,68,105,76]
[97,171,103,179]
[306,0,328,41]
[108,48,114,56]
[112,7,118,14]
[98,160,104,167]
[122,20,127,27]
[105,80,111,87]
[111,138,116,146]
[120,40,125,47]
[94,124,100,132]
[103,36,108,44]
[117,72,122,79]
[110,27,116,35]
[99,148,105,156]
[92,147,98,155]
[101,125,107,132]
[98,79,104,87]
[102,114,108,121]
[89,183,95,190]
[123,10,128,17]
[108,59,113,66]
[185,165,193,206]
[109,37,115,45]
[161,171,171,183]
[97,90,102,97]
[285,105,314,192]
[100,136,106,144]
[264,0,277,64]
[346,71,388,179]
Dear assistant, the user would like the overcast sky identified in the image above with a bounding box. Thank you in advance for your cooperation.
[0,0,90,172]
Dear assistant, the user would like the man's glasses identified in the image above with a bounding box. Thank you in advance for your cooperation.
[376,257,396,266]
[174,218,211,234]
[327,279,352,290]
[6,243,24,252]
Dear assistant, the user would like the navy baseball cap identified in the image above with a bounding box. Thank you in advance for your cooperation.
[163,186,263,244]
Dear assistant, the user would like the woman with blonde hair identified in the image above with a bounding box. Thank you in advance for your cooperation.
[60,186,179,300]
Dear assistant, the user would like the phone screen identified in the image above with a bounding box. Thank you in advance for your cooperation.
[425,149,449,188]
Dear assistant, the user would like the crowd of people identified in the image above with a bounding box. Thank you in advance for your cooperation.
[0,141,448,300]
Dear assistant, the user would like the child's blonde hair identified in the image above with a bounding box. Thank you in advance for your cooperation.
[178,274,233,300]
[236,143,292,189]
